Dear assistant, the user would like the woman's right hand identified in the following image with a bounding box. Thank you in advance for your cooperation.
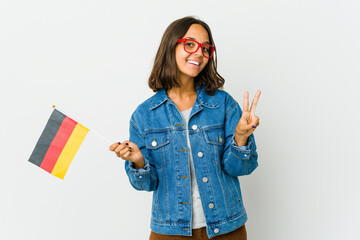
[109,141,145,168]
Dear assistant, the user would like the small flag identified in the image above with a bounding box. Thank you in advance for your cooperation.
[29,109,89,179]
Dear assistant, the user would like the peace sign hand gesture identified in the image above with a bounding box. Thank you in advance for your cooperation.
[234,90,261,146]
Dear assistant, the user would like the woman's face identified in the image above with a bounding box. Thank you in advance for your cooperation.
[175,24,210,81]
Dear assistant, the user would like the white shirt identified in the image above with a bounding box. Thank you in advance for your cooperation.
[180,107,206,229]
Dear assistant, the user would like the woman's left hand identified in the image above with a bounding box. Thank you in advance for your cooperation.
[234,90,261,146]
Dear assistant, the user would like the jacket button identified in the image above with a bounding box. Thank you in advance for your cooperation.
[202,177,208,183]
[209,203,214,209]
[192,125,198,130]
[197,152,203,157]
[219,137,223,142]
[214,228,219,233]
[152,141,157,147]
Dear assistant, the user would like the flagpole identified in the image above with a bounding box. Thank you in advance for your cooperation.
[52,105,113,144]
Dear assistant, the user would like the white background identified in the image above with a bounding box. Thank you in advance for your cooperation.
[1,0,359,239]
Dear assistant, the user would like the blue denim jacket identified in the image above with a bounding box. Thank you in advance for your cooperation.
[125,84,258,239]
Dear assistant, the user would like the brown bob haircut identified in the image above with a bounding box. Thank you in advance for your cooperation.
[148,16,225,96]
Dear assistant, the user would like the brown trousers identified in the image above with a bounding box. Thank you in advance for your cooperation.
[149,225,246,240]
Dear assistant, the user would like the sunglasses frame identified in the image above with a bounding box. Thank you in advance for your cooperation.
[177,38,215,58]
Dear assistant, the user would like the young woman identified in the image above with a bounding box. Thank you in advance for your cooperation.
[110,16,261,240]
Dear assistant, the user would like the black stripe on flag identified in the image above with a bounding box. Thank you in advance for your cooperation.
[28,109,66,167]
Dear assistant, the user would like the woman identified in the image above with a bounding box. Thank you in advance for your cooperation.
[109,16,261,240]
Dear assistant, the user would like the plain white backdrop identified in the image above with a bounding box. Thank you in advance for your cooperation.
[1,0,359,239]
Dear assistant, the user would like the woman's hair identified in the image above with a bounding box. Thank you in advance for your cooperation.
[148,16,224,96]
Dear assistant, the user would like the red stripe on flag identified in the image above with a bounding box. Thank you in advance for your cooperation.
[40,117,77,173]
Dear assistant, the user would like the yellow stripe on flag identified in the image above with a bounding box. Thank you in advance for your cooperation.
[51,123,89,179]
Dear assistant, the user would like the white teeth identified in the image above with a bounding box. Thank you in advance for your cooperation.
[187,60,200,66]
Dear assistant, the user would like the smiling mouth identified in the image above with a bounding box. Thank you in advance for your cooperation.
[187,60,200,66]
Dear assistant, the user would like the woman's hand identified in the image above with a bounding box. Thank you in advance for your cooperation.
[109,141,145,168]
[234,90,261,146]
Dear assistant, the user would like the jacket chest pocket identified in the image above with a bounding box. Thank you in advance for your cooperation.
[204,128,225,166]
[145,131,171,169]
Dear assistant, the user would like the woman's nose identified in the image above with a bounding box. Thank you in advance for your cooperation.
[194,47,202,56]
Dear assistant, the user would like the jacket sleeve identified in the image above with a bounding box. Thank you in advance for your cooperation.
[221,96,259,177]
[124,116,158,192]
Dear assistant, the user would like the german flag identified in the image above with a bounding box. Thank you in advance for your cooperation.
[29,109,89,179]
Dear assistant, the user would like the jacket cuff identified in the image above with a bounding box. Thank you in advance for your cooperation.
[128,161,151,181]
[230,135,252,159]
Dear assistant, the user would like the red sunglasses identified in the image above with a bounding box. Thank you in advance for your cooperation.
[177,38,215,58]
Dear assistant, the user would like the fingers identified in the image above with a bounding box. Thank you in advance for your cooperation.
[251,121,260,129]
[242,123,260,136]
[116,147,131,159]
[243,91,249,112]
[250,90,261,114]
[240,124,257,131]
[252,115,260,126]
[109,141,132,160]
[122,150,131,159]
[245,122,260,136]
[109,142,121,151]
[238,115,260,131]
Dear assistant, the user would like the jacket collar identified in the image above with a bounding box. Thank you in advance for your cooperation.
[150,85,219,110]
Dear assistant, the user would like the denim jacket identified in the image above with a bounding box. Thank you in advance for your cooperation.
[125,84,258,239]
